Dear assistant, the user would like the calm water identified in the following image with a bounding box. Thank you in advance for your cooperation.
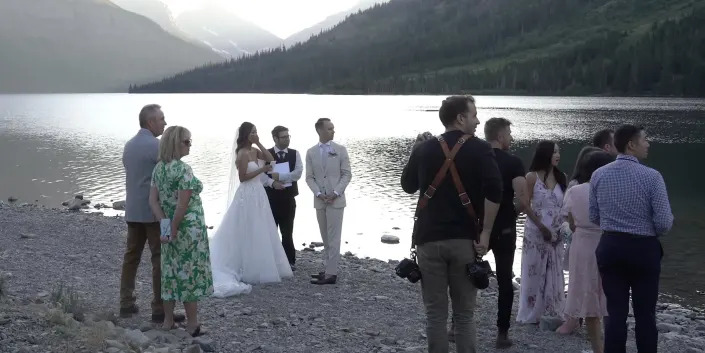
[1,94,704,306]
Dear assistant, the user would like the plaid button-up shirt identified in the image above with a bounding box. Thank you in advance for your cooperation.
[589,154,673,236]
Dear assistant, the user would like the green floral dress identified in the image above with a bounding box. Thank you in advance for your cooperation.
[151,159,213,302]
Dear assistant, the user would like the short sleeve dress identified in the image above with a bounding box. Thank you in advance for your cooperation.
[151,159,213,302]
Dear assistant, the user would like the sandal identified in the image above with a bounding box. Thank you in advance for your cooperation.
[189,324,205,337]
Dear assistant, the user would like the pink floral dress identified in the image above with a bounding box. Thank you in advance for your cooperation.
[517,176,566,324]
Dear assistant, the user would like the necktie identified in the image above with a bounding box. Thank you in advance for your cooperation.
[278,151,285,160]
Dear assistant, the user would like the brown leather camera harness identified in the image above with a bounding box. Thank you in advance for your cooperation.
[410,134,480,252]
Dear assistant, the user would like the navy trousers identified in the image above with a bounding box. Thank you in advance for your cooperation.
[595,232,663,353]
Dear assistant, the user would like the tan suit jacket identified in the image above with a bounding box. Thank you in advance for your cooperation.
[305,141,352,209]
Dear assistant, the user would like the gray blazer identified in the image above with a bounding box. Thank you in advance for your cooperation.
[305,141,352,209]
[122,128,159,223]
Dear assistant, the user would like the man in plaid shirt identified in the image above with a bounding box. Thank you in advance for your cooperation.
[590,124,673,353]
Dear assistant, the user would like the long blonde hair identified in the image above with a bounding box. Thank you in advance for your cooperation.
[159,126,190,162]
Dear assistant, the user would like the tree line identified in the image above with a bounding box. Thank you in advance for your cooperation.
[130,0,704,97]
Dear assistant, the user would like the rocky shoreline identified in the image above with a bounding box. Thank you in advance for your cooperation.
[1,203,704,353]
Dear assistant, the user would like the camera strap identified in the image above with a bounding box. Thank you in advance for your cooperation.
[416,134,471,211]
[439,136,481,233]
[411,134,476,254]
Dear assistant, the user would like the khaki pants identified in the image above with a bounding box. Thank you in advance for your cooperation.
[316,207,344,276]
[119,222,163,315]
[417,239,478,353]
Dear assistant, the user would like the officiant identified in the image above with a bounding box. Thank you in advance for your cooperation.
[265,125,304,271]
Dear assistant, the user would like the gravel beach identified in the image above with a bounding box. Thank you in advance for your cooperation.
[1,203,704,353]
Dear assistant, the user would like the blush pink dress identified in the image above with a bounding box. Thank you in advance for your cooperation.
[561,183,608,318]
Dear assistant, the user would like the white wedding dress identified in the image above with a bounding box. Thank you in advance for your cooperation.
[209,159,293,298]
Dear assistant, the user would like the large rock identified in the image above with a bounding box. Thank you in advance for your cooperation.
[539,316,563,331]
[19,233,37,239]
[104,339,127,350]
[658,313,678,323]
[381,235,400,244]
[67,196,91,211]
[143,329,181,345]
[657,322,683,333]
[184,345,203,353]
[124,329,150,348]
[113,200,126,210]
[192,337,216,352]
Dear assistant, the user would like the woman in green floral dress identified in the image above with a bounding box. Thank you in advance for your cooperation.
[149,125,213,336]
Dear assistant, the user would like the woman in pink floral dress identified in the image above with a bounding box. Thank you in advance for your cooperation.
[517,140,567,324]
[556,151,614,353]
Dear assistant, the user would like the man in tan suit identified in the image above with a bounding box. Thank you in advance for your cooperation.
[305,118,352,285]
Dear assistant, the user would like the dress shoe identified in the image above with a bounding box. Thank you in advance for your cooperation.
[310,272,325,280]
[496,330,513,349]
[310,275,337,285]
[151,312,186,323]
[119,304,138,318]
[290,263,296,272]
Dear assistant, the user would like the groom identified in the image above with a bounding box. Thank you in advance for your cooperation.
[305,118,352,285]
[265,125,303,271]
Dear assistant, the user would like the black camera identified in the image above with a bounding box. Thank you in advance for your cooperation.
[395,257,422,283]
[466,258,493,289]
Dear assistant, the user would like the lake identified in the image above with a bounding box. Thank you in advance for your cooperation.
[1,94,703,306]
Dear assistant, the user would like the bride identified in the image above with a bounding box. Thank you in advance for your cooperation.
[209,122,293,298]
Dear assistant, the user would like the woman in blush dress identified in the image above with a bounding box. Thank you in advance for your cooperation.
[556,151,614,353]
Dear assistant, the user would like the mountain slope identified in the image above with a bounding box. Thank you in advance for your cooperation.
[284,0,389,46]
[175,2,282,57]
[0,0,222,93]
[130,0,705,97]
[109,0,190,41]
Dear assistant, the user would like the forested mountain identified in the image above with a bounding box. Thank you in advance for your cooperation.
[0,0,222,93]
[130,0,705,97]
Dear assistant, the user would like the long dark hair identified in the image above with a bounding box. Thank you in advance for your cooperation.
[529,140,566,192]
[235,122,254,153]
[570,146,602,182]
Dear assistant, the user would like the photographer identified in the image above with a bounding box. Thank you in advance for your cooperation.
[401,95,502,353]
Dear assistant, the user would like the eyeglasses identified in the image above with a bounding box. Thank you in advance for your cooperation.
[277,135,291,139]
[183,139,192,146]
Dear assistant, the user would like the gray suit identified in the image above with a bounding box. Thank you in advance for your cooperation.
[122,128,159,223]
[305,141,352,276]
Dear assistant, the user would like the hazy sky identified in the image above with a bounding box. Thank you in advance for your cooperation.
[162,0,359,38]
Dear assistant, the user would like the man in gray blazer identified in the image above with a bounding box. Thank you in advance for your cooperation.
[306,118,352,285]
[120,104,182,323]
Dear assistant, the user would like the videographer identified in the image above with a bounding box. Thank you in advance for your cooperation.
[401,95,502,353]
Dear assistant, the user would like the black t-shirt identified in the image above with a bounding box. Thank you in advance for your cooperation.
[401,131,503,245]
[493,148,526,226]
